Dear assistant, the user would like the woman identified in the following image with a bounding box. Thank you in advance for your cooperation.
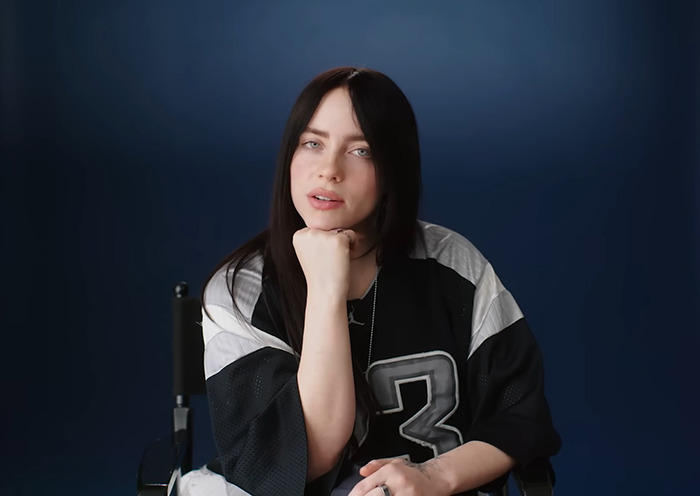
[194,67,560,496]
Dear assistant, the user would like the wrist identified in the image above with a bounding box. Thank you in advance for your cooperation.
[306,284,347,303]
[424,456,457,495]
[305,290,347,322]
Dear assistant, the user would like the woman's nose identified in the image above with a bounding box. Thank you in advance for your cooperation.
[317,152,343,181]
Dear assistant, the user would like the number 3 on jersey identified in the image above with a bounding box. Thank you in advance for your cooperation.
[367,351,464,456]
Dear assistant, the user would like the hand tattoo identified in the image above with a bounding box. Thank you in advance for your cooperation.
[403,457,442,480]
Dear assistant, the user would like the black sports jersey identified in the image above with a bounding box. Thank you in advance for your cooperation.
[202,221,561,496]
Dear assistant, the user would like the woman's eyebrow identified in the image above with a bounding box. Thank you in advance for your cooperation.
[304,127,367,142]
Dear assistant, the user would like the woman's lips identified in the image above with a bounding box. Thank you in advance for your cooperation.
[308,195,344,210]
[308,189,344,210]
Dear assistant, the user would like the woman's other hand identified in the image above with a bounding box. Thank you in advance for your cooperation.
[347,458,453,496]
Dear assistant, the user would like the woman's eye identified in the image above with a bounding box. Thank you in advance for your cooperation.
[303,140,320,149]
[352,148,371,158]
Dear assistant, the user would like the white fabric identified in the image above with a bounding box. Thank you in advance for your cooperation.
[203,305,294,380]
[180,466,251,496]
[202,252,294,380]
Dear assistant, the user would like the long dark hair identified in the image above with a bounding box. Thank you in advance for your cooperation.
[203,66,422,355]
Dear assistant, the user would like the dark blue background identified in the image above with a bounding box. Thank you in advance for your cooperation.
[2,1,698,494]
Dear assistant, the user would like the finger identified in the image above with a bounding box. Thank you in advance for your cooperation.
[371,486,390,496]
[376,484,393,496]
[349,464,397,496]
[335,228,354,244]
[348,481,390,496]
[360,458,393,477]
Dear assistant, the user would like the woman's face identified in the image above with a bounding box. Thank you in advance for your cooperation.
[290,87,378,234]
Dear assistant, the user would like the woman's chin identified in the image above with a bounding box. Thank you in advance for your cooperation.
[302,217,347,231]
[299,211,369,233]
[306,223,342,232]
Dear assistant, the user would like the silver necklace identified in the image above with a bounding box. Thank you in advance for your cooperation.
[365,268,379,372]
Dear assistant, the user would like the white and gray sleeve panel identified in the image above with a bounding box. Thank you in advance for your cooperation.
[413,221,524,359]
[202,254,294,380]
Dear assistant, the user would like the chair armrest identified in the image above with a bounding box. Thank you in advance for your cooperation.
[137,430,189,496]
[512,458,554,496]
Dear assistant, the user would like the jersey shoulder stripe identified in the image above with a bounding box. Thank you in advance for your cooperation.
[411,220,488,287]
[411,221,524,358]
